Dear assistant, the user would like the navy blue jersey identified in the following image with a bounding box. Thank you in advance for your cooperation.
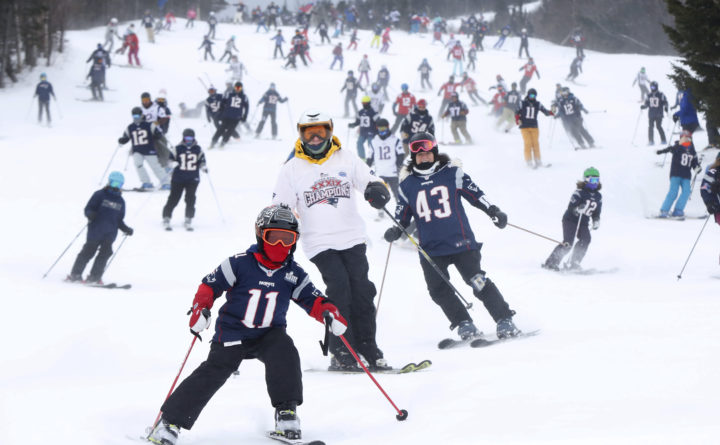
[396,160,493,256]
[202,245,323,343]
[221,91,249,120]
[444,100,469,121]
[120,121,163,155]
[700,165,720,210]
[505,91,522,111]
[341,76,361,95]
[85,187,126,242]
[562,186,603,224]
[258,90,287,112]
[205,93,223,120]
[643,91,668,118]
[400,110,435,142]
[349,106,378,137]
[170,143,206,183]
[657,143,699,179]
[557,96,585,119]
[517,99,551,128]
[87,62,105,85]
[418,62,432,76]
[377,68,390,86]
[35,81,55,102]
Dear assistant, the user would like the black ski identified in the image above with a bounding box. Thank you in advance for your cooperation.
[86,282,132,289]
[266,431,325,445]
[122,187,154,192]
[305,359,431,375]
[470,329,541,348]
[438,335,483,350]
[646,214,708,221]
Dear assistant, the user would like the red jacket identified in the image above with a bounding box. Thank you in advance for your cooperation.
[521,63,539,79]
[461,77,477,92]
[395,92,417,115]
[451,46,464,60]
[127,33,139,50]
[439,82,458,99]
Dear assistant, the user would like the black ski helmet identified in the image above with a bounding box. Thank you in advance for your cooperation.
[408,131,438,168]
[527,88,537,99]
[131,107,143,123]
[376,118,390,139]
[182,128,195,143]
[255,204,299,258]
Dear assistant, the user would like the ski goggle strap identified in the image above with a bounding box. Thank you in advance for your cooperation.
[409,139,435,153]
[262,228,298,247]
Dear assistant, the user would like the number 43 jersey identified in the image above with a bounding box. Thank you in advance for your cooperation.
[396,161,492,256]
[203,246,322,344]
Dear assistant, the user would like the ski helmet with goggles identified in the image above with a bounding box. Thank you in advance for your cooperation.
[182,128,195,144]
[376,118,390,139]
[401,83,409,91]
[297,109,334,159]
[408,131,438,169]
[131,107,143,124]
[255,204,299,259]
[584,167,600,190]
[108,171,124,189]
[527,88,537,99]
[650,81,658,91]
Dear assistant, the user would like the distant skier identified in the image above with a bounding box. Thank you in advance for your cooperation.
[672,88,699,133]
[518,57,540,94]
[186,8,196,28]
[315,19,331,44]
[449,42,465,76]
[541,167,602,271]
[118,107,169,190]
[162,129,207,231]
[87,43,111,68]
[271,30,284,59]
[330,43,343,70]
[632,67,650,102]
[340,70,362,118]
[566,55,583,82]
[198,35,215,60]
[493,25,511,49]
[255,83,288,139]
[391,83,416,134]
[369,83,385,114]
[400,98,435,155]
[218,36,238,62]
[365,117,405,219]
[358,54,371,87]
[348,96,378,158]
[518,28,530,58]
[376,65,390,100]
[556,88,595,149]
[418,58,433,90]
[226,55,247,83]
[437,75,458,117]
[141,10,155,43]
[210,81,249,148]
[104,17,121,52]
[66,171,134,284]
[640,81,668,145]
[126,28,140,66]
[442,92,472,144]
[34,73,55,124]
[204,85,224,129]
[466,44,477,71]
[347,28,359,50]
[516,88,554,168]
[570,27,585,58]
[207,11,217,39]
[86,59,106,101]
[655,131,700,219]
[380,27,392,53]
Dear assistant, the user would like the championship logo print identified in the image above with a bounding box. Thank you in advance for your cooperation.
[303,173,352,208]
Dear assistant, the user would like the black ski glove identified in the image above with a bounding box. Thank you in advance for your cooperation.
[487,205,508,229]
[364,181,391,209]
[708,202,720,214]
[384,226,403,242]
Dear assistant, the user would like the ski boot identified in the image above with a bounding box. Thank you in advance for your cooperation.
[671,209,685,220]
[274,403,301,440]
[184,218,194,231]
[163,217,172,231]
[147,419,180,445]
[141,182,154,190]
[541,261,560,271]
[457,320,480,340]
[658,210,669,218]
[85,275,103,285]
[65,273,83,283]
[328,350,363,372]
[160,184,171,191]
[496,317,521,339]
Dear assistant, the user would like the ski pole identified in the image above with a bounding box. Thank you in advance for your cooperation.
[336,328,408,421]
[197,76,208,91]
[382,206,473,309]
[688,154,704,201]
[203,170,226,223]
[98,144,123,185]
[42,224,88,278]
[661,121,679,168]
[147,335,199,437]
[631,109,642,146]
[103,233,129,276]
[375,241,393,318]
[677,215,712,280]
[507,222,567,246]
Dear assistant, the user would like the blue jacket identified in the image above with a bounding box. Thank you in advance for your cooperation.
[35,81,55,102]
[85,187,128,242]
[202,245,322,343]
[673,89,699,125]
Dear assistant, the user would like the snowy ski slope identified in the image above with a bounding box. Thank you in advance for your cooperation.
[0,17,719,445]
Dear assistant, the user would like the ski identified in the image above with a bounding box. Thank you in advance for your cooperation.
[122,187,154,192]
[74,98,115,103]
[76,85,116,91]
[646,214,708,221]
[266,431,325,445]
[470,329,541,348]
[438,335,483,350]
[305,359,431,375]
[86,282,132,289]
[559,267,619,275]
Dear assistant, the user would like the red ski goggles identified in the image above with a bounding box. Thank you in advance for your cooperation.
[409,139,435,153]
[261,228,298,247]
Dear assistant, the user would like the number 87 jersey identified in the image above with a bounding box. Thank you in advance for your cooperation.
[396,159,494,256]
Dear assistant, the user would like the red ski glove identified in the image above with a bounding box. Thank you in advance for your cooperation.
[188,283,214,334]
[514,114,520,125]
[310,297,348,336]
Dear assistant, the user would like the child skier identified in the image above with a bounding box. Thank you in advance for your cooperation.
[655,131,700,219]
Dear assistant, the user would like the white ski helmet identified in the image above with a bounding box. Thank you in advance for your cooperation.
[297,110,334,158]
[110,17,118,24]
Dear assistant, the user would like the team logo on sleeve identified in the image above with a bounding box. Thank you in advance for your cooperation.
[284,271,298,284]
[303,173,352,208]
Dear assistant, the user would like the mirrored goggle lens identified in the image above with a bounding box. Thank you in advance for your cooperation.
[377,126,389,132]
[409,139,435,153]
[262,229,297,247]
[301,124,329,141]
[132,114,142,120]
[528,93,536,99]
[587,176,599,184]
[184,136,194,142]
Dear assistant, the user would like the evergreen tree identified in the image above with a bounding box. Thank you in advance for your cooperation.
[664,0,720,130]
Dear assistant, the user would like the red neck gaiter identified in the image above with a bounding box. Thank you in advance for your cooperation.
[254,242,291,269]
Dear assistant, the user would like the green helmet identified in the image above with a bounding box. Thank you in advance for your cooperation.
[584,167,599,178]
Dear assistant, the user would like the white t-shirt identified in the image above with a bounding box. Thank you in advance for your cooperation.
[272,145,379,259]
[367,134,403,178]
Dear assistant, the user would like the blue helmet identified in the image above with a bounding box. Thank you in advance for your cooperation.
[108,171,125,189]
[40,72,47,80]
[401,83,409,91]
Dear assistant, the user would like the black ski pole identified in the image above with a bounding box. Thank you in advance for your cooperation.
[103,234,129,276]
[507,222,568,246]
[98,144,123,185]
[382,206,473,309]
[677,215,711,280]
[203,170,226,223]
[42,224,88,278]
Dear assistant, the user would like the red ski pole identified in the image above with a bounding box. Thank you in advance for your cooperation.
[147,334,199,436]
[338,334,408,421]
